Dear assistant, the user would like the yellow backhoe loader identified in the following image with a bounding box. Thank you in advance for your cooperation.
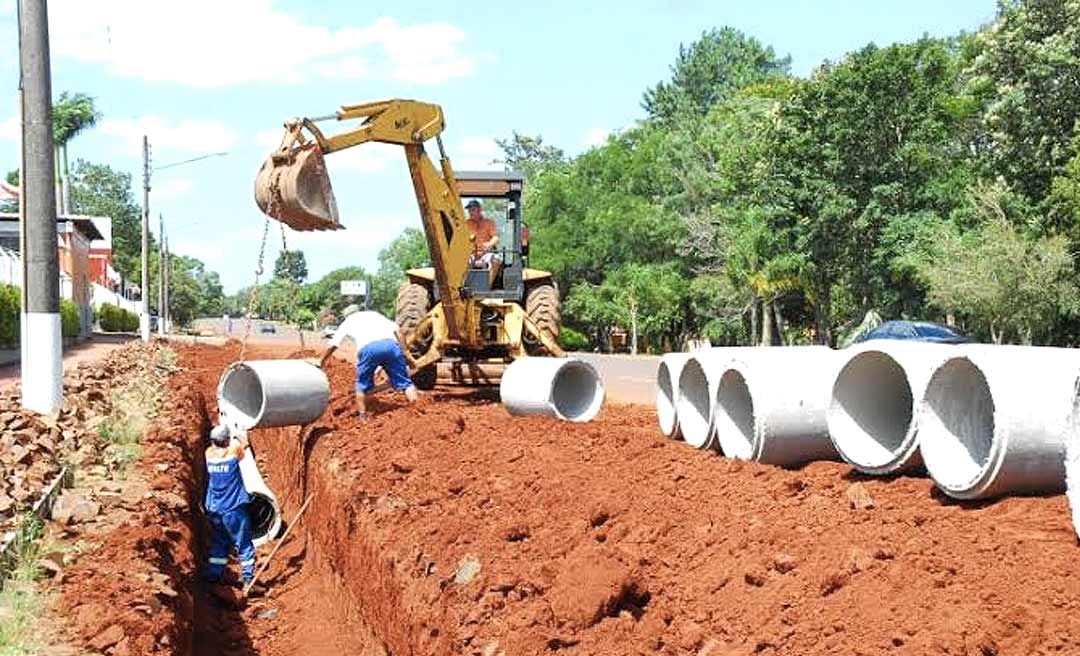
[254,99,563,388]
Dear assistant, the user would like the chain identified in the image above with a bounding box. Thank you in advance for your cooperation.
[238,216,272,362]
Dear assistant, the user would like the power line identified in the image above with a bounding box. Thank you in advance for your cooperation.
[155,151,228,171]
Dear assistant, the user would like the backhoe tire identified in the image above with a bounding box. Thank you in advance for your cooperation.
[395,281,436,390]
[525,284,561,355]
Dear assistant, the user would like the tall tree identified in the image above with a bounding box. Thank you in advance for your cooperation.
[495,132,565,178]
[52,92,101,213]
[642,27,791,121]
[371,228,429,315]
[69,160,144,281]
[273,249,308,284]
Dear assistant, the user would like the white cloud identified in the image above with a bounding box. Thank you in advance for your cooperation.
[47,2,478,87]
[255,127,285,150]
[452,136,501,170]
[584,128,610,148]
[99,116,239,156]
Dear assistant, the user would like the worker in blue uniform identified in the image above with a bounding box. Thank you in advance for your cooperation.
[203,423,256,586]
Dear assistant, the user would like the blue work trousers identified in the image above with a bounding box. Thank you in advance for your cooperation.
[205,506,255,582]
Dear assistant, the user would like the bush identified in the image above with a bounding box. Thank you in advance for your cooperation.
[559,326,591,351]
[0,284,19,348]
[98,304,139,333]
[60,299,80,339]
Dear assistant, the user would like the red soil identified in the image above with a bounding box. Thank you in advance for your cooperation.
[56,341,1080,655]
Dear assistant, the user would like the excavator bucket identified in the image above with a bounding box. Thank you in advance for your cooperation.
[254,143,342,232]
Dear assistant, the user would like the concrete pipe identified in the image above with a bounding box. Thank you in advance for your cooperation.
[237,446,282,547]
[675,348,767,450]
[656,353,692,439]
[828,342,959,475]
[217,360,330,430]
[919,346,1080,500]
[500,357,605,422]
[1064,377,1080,538]
[713,346,838,466]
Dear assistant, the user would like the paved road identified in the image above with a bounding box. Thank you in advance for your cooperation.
[193,318,660,407]
[574,352,659,407]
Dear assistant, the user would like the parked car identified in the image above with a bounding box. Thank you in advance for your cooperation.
[852,320,969,345]
[321,324,338,339]
[259,323,276,334]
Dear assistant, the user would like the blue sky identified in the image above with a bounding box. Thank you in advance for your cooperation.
[0,0,996,292]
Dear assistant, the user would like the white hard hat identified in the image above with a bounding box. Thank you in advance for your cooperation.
[209,424,231,444]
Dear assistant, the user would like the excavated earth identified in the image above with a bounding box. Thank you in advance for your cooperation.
[52,340,1080,655]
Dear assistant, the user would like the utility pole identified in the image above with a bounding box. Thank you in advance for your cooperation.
[163,232,170,333]
[140,135,150,342]
[19,0,63,414]
[157,213,164,336]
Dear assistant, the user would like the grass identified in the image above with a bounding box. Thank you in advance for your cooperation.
[96,349,169,479]
[0,514,48,655]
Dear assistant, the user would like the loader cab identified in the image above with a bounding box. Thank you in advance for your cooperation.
[455,170,529,301]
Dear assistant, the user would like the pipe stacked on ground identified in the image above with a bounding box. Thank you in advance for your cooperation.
[828,342,958,475]
[675,348,758,449]
[500,357,605,422]
[656,353,692,439]
[919,346,1080,500]
[712,346,838,466]
[1065,377,1080,538]
[218,360,330,430]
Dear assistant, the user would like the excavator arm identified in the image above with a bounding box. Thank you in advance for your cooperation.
[254,99,472,342]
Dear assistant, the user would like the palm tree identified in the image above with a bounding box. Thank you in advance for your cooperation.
[52,92,101,214]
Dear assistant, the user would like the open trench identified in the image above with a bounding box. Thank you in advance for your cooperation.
[87,339,1080,656]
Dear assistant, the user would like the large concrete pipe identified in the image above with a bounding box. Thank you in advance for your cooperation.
[656,353,692,439]
[919,346,1080,500]
[828,342,959,475]
[238,446,282,546]
[1065,377,1080,538]
[713,346,838,466]
[500,357,605,422]
[675,349,752,450]
[217,360,330,430]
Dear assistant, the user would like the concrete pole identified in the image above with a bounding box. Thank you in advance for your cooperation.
[163,231,170,333]
[157,213,164,336]
[19,0,63,415]
[140,135,150,341]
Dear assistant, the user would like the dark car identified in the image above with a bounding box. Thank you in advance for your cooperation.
[259,323,276,334]
[853,320,969,345]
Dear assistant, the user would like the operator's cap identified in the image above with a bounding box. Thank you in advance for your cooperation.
[209,424,231,445]
[465,199,481,209]
[341,304,361,318]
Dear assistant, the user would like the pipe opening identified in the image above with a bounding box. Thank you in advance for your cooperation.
[829,352,913,469]
[656,361,678,437]
[248,491,282,544]
[219,365,265,428]
[551,361,604,422]
[676,359,711,448]
[921,358,995,490]
[716,369,754,459]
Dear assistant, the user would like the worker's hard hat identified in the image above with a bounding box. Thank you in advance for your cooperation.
[209,424,231,445]
[465,199,481,209]
[341,304,361,317]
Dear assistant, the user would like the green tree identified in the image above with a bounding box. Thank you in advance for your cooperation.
[642,27,791,121]
[371,228,429,315]
[298,266,369,319]
[967,0,1080,206]
[69,160,144,281]
[915,187,1080,343]
[494,132,565,178]
[273,249,308,284]
[52,92,101,213]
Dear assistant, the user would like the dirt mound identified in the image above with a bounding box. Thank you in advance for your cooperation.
[172,342,1080,655]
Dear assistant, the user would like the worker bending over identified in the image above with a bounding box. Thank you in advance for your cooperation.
[319,305,419,419]
[203,423,256,586]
